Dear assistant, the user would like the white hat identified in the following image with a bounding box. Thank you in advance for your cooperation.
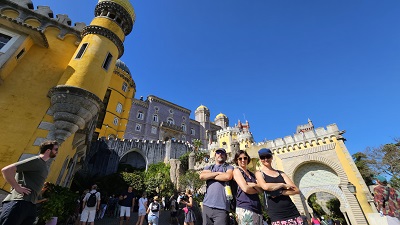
[321,216,324,220]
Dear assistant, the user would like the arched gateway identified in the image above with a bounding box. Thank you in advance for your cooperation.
[246,124,376,225]
[80,138,191,177]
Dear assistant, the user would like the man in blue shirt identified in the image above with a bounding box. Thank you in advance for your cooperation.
[200,148,233,225]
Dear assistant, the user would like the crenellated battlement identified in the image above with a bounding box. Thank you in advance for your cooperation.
[1,0,86,45]
[98,136,194,147]
[251,124,344,153]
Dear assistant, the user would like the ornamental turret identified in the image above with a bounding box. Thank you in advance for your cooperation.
[48,0,135,142]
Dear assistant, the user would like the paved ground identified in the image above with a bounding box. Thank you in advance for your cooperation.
[89,211,178,225]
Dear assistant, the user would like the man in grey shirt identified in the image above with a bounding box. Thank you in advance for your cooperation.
[0,140,58,225]
[200,148,233,225]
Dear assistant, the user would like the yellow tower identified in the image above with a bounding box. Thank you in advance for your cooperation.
[95,59,136,139]
[49,0,136,142]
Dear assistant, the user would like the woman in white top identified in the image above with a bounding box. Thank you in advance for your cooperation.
[136,192,148,225]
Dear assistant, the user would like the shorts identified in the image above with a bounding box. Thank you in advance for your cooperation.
[80,207,96,222]
[236,207,262,225]
[148,214,159,225]
[120,206,131,217]
[139,208,147,216]
[272,216,303,225]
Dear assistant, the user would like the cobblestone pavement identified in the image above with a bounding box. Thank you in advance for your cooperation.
[86,210,176,225]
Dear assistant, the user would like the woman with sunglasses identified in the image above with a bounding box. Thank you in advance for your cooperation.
[255,148,303,225]
[233,150,263,225]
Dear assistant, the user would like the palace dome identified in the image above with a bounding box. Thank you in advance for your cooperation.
[115,59,131,75]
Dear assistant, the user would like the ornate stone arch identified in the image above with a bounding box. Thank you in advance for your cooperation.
[285,152,348,186]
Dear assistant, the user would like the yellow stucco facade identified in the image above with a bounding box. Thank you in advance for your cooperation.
[0,0,135,191]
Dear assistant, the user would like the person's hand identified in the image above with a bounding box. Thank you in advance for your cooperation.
[282,184,294,190]
[14,185,31,195]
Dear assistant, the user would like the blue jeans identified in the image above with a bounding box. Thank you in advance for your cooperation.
[0,201,36,225]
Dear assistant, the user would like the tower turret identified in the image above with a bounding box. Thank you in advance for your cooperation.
[48,0,135,142]
[214,113,229,129]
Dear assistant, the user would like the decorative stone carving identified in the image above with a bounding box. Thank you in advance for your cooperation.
[48,85,103,143]
[188,151,195,170]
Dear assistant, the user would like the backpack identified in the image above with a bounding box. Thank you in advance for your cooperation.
[86,191,98,207]
[150,202,160,212]
[174,200,179,210]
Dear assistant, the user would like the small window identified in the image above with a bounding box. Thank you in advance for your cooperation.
[16,48,25,60]
[153,114,158,122]
[191,128,195,136]
[151,126,157,134]
[182,135,186,141]
[137,111,144,120]
[154,106,159,112]
[181,124,186,132]
[167,118,174,125]
[135,124,141,131]
[122,82,128,92]
[102,52,113,70]
[113,117,119,125]
[169,109,174,114]
[116,103,123,113]
[182,116,186,121]
[75,43,88,59]
[0,33,12,50]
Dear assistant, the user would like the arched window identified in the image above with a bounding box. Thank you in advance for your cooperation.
[167,118,174,125]
[190,128,195,136]
[113,117,119,125]
[181,124,186,132]
[153,114,158,122]
[135,124,141,131]
[137,111,144,120]
[122,82,128,92]
[116,102,123,113]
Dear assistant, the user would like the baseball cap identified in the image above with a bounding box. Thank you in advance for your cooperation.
[376,175,387,183]
[215,148,226,154]
[258,148,272,157]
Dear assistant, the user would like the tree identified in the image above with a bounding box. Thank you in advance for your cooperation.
[121,171,145,192]
[179,170,204,194]
[352,152,375,185]
[326,197,345,222]
[144,162,174,197]
[365,139,400,189]
[192,139,202,152]
[307,193,326,216]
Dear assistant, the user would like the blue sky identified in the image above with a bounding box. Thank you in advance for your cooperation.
[32,0,400,154]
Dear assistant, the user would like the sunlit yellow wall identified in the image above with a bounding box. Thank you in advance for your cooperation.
[0,26,79,189]
[95,66,136,138]
[333,137,373,214]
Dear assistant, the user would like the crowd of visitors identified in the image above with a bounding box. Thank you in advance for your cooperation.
[2,142,399,225]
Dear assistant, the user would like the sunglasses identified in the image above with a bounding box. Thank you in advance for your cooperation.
[260,154,272,160]
[216,151,226,155]
[238,157,248,161]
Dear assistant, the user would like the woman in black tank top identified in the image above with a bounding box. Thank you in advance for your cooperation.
[255,148,303,225]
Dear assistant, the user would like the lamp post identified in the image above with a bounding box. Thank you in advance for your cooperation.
[347,182,356,194]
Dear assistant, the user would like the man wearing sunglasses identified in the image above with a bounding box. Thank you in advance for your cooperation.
[200,148,234,225]
[0,140,59,225]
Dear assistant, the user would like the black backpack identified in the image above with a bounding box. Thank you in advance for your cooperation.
[174,200,179,210]
[86,192,98,207]
[151,202,160,212]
